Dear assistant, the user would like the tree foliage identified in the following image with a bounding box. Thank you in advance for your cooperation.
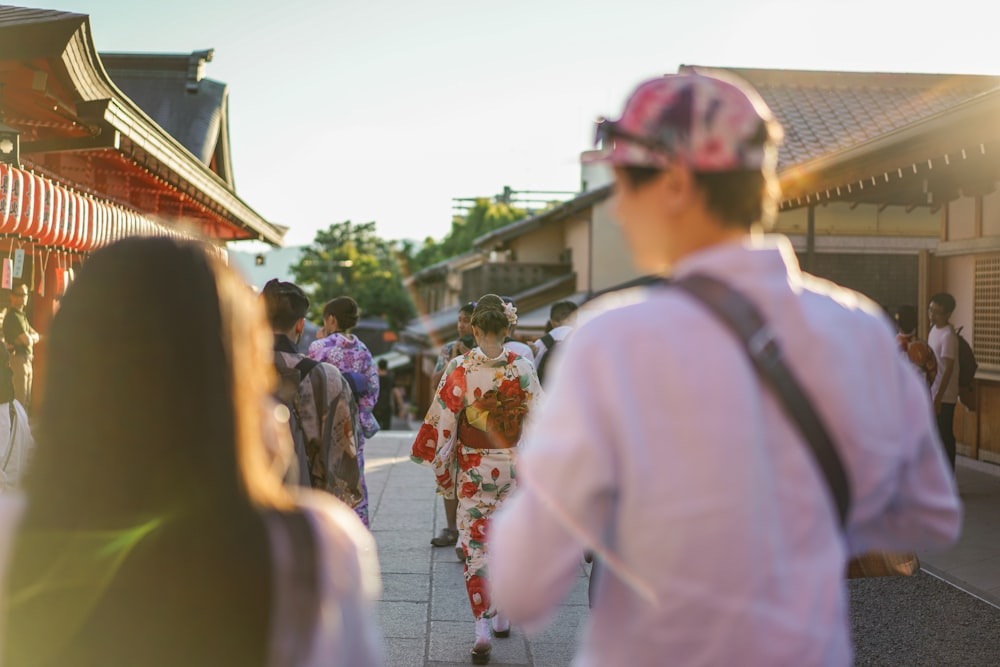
[291,221,416,331]
[404,199,527,273]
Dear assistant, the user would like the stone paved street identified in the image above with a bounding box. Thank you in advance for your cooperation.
[365,431,590,667]
[364,430,1000,666]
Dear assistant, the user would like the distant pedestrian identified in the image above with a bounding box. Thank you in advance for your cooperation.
[928,292,959,469]
[3,282,39,412]
[309,296,379,527]
[895,304,937,389]
[0,342,32,492]
[373,358,394,431]
[0,237,383,667]
[490,71,960,667]
[428,301,477,551]
[532,300,578,385]
[411,294,542,664]
[262,279,363,507]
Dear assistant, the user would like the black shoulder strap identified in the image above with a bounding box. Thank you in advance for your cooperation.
[672,273,851,528]
[540,333,556,349]
[294,357,320,380]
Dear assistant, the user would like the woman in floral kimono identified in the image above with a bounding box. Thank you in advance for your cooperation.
[308,296,379,528]
[411,294,542,664]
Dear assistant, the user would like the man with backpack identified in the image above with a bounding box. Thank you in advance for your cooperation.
[533,300,578,385]
[928,292,962,470]
[262,279,362,507]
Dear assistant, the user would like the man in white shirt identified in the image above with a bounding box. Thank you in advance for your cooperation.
[532,300,578,385]
[928,292,959,470]
[489,72,961,667]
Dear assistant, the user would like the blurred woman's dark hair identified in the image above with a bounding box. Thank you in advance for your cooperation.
[471,294,509,335]
[323,296,360,331]
[3,237,288,667]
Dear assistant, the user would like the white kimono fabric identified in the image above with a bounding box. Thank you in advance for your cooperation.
[0,400,33,492]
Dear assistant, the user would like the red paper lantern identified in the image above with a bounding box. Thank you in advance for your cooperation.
[36,176,55,245]
[0,166,21,235]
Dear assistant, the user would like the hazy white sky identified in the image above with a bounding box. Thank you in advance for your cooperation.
[46,0,1000,247]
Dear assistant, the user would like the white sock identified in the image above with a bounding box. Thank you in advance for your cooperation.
[475,618,492,643]
[492,613,510,632]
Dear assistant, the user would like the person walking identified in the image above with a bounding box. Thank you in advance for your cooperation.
[928,292,960,470]
[3,282,39,412]
[411,294,542,664]
[489,72,960,667]
[262,279,363,507]
[308,296,379,528]
[428,301,477,552]
[0,237,382,667]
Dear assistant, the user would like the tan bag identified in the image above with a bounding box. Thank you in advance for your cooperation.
[847,551,919,578]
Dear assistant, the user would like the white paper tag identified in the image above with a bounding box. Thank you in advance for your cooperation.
[12,249,24,279]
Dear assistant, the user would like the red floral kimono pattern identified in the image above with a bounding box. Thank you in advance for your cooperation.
[410,348,542,619]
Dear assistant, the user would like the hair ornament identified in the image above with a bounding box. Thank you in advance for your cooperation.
[503,301,517,325]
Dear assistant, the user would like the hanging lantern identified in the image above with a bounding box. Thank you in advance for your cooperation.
[0,164,10,232]
[37,176,55,245]
[2,167,22,235]
[18,171,36,239]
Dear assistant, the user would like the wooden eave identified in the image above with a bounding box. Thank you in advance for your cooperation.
[0,7,283,245]
[779,88,1000,211]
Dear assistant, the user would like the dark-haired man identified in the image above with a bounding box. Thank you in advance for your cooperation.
[262,279,362,506]
[3,282,39,411]
[533,300,578,384]
[928,292,959,469]
[491,71,960,666]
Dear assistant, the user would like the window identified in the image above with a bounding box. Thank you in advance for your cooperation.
[974,255,1000,367]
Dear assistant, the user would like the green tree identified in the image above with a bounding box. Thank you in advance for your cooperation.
[404,199,527,273]
[292,221,416,331]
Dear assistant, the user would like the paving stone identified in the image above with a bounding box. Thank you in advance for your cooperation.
[526,642,577,667]
[377,601,428,639]
[383,637,426,667]
[381,573,431,602]
[428,620,529,665]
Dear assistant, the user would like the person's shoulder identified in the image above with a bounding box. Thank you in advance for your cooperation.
[293,490,380,594]
[295,490,375,555]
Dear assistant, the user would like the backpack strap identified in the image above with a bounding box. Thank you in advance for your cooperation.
[263,508,321,667]
[540,333,556,350]
[672,273,851,528]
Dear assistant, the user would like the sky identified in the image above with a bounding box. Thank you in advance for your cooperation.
[44,0,1000,248]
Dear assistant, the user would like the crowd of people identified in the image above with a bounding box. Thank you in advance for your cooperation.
[0,69,967,667]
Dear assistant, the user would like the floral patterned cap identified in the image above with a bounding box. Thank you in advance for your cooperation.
[588,72,783,172]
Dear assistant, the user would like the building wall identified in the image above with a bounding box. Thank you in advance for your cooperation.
[983,189,1000,237]
[590,198,640,292]
[802,252,919,310]
[565,216,590,294]
[508,224,565,263]
[774,202,939,237]
[948,196,977,241]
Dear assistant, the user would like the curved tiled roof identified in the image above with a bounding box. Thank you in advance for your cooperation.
[682,66,1000,171]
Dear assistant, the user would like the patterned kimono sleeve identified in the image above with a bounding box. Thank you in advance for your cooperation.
[410,358,463,491]
[322,371,363,508]
[307,338,326,362]
[360,348,380,408]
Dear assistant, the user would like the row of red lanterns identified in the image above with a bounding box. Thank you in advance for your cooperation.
[0,164,185,251]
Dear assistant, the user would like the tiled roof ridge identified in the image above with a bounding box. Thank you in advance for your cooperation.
[681,64,1000,90]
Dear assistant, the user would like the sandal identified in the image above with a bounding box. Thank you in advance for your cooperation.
[471,619,492,664]
[491,614,510,638]
[430,527,459,546]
